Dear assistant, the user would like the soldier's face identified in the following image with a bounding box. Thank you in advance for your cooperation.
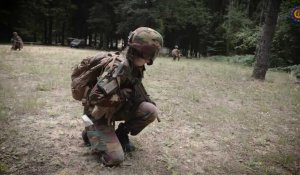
[133,57,150,66]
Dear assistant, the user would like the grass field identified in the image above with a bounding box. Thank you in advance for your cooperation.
[0,45,299,175]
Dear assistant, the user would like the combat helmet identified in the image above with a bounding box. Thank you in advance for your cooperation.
[128,27,163,65]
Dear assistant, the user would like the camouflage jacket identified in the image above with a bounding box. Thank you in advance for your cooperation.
[171,49,180,57]
[87,51,150,117]
[11,35,23,43]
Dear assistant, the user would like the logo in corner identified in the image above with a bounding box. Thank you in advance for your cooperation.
[290,6,300,23]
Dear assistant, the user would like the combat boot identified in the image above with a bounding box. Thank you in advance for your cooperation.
[82,130,91,146]
[115,123,135,152]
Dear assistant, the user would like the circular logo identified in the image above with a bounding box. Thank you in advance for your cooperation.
[290,6,300,22]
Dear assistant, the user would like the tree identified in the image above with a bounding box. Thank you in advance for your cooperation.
[88,0,121,49]
[222,0,253,55]
[252,0,281,80]
[159,0,213,57]
[116,0,163,44]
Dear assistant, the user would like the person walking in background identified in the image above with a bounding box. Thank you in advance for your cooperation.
[171,45,181,61]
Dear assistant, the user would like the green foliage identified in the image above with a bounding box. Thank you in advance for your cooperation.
[0,163,7,174]
[270,64,300,83]
[223,3,253,31]
[116,0,163,36]
[17,0,75,42]
[233,27,260,54]
[222,2,254,54]
[293,65,300,76]
[210,55,255,66]
[88,2,115,33]
[270,64,300,73]
[2,0,299,69]
[159,0,214,55]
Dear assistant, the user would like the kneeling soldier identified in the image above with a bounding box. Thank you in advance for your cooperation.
[75,27,163,166]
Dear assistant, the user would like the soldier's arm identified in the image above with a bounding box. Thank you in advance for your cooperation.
[135,82,156,105]
[88,61,129,124]
[89,62,127,107]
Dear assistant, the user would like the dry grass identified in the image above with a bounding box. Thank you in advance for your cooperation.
[0,45,299,175]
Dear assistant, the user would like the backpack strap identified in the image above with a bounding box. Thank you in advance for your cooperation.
[82,86,91,106]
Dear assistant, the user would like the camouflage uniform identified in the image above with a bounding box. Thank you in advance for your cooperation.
[171,45,180,61]
[11,32,23,50]
[79,27,163,166]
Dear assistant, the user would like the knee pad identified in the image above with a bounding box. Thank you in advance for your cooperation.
[102,151,124,166]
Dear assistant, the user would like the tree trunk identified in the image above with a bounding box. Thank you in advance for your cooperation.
[33,32,37,42]
[43,19,48,44]
[123,35,128,49]
[61,21,66,46]
[55,32,58,44]
[115,38,118,50]
[252,0,281,80]
[103,34,108,50]
[48,16,53,45]
[100,33,104,49]
[88,33,92,46]
[94,33,98,47]
[108,38,112,49]
[226,0,233,55]
[246,0,251,17]
[259,0,268,26]
[84,31,88,46]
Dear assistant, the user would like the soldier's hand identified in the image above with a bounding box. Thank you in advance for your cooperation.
[104,107,115,126]
[91,105,115,126]
[120,88,132,100]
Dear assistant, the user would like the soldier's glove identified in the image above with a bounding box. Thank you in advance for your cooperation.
[91,105,115,126]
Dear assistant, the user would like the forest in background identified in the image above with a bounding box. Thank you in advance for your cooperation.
[0,0,299,67]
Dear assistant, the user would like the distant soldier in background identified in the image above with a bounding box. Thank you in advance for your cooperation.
[171,45,181,61]
[11,32,23,51]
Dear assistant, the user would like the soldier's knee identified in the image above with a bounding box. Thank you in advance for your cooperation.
[138,102,158,123]
[102,151,124,166]
[87,125,125,166]
[144,112,156,124]
[148,109,157,123]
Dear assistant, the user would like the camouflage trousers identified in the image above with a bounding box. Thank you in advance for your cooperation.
[173,55,180,61]
[11,42,22,50]
[86,101,158,166]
